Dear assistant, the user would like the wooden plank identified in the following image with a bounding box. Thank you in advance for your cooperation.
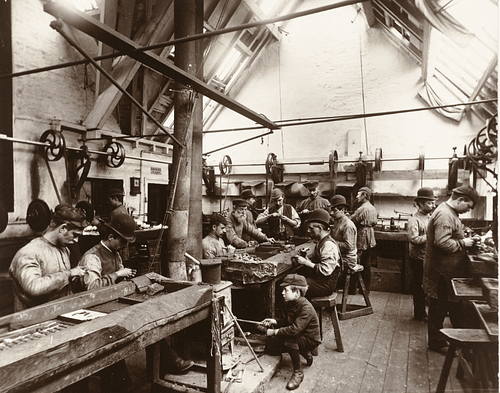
[0,281,137,331]
[0,284,213,392]
[335,293,390,393]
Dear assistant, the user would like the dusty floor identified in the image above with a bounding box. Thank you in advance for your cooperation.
[103,290,486,393]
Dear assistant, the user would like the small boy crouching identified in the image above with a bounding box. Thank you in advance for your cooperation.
[261,273,321,390]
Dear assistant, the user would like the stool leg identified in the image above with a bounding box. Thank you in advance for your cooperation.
[357,273,372,307]
[328,307,344,352]
[316,308,323,341]
[342,273,351,314]
[436,342,458,393]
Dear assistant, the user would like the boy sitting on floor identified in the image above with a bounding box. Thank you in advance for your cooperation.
[260,273,321,390]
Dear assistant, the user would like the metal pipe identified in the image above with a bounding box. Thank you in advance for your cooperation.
[50,19,184,149]
[207,155,467,171]
[204,98,497,133]
[0,134,171,165]
[203,131,273,156]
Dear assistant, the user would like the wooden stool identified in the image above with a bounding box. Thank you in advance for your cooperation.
[338,266,373,320]
[436,328,498,393]
[310,293,344,352]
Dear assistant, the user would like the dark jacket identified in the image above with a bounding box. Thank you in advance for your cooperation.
[276,296,321,345]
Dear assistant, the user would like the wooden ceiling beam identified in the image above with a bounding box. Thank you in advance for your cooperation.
[44,1,280,130]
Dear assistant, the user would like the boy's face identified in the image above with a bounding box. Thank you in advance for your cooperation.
[282,286,300,302]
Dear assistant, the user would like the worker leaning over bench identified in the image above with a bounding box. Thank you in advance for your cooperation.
[78,213,137,290]
[9,204,88,311]
[225,198,275,248]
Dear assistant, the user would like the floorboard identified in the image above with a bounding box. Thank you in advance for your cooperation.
[117,290,486,393]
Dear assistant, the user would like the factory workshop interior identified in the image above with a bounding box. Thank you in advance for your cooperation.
[0,0,498,392]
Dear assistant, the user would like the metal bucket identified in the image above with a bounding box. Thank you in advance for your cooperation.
[200,258,222,284]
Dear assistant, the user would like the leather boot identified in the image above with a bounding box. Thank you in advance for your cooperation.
[167,358,194,375]
[286,370,304,390]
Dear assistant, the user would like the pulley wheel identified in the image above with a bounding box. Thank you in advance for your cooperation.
[103,141,126,168]
[40,130,66,161]
[76,200,95,223]
[0,201,7,234]
[265,152,277,175]
[329,150,338,177]
[27,199,51,232]
[374,148,383,172]
[219,155,232,175]
[418,146,425,171]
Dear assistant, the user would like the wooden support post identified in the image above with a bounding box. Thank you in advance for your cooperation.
[187,0,204,264]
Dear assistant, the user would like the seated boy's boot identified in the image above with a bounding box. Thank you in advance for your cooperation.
[286,370,304,390]
[300,351,313,366]
[167,358,194,375]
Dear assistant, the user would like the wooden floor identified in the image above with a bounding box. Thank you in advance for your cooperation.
[264,290,472,393]
[124,290,481,393]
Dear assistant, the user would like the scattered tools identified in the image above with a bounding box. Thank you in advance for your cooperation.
[224,361,245,393]
[225,306,265,372]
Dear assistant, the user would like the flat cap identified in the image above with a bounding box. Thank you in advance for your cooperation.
[210,212,227,226]
[304,180,319,189]
[53,204,89,229]
[107,188,125,198]
[280,273,307,287]
[232,199,248,208]
[358,186,372,197]
[241,189,255,199]
[452,185,480,207]
[270,188,284,199]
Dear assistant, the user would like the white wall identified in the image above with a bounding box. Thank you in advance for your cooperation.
[203,0,490,219]
[4,0,171,239]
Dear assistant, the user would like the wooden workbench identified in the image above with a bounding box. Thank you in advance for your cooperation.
[222,242,315,319]
[0,275,223,393]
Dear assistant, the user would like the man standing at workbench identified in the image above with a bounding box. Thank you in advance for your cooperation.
[423,185,481,354]
[350,186,377,296]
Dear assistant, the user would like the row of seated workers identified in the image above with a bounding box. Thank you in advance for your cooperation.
[7,182,485,391]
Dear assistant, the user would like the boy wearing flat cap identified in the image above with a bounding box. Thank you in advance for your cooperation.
[225,199,274,248]
[202,213,229,259]
[261,273,320,390]
[423,185,481,354]
[408,187,437,322]
[10,204,88,311]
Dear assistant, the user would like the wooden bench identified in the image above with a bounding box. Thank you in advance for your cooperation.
[436,328,498,393]
[310,293,344,352]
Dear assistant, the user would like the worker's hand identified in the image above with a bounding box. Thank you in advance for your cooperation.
[301,209,310,214]
[267,237,276,244]
[463,237,478,248]
[117,268,137,279]
[271,212,279,218]
[295,255,309,265]
[70,266,86,277]
[261,318,277,327]
[266,329,278,337]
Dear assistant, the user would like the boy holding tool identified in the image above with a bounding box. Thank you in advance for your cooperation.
[260,274,320,390]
